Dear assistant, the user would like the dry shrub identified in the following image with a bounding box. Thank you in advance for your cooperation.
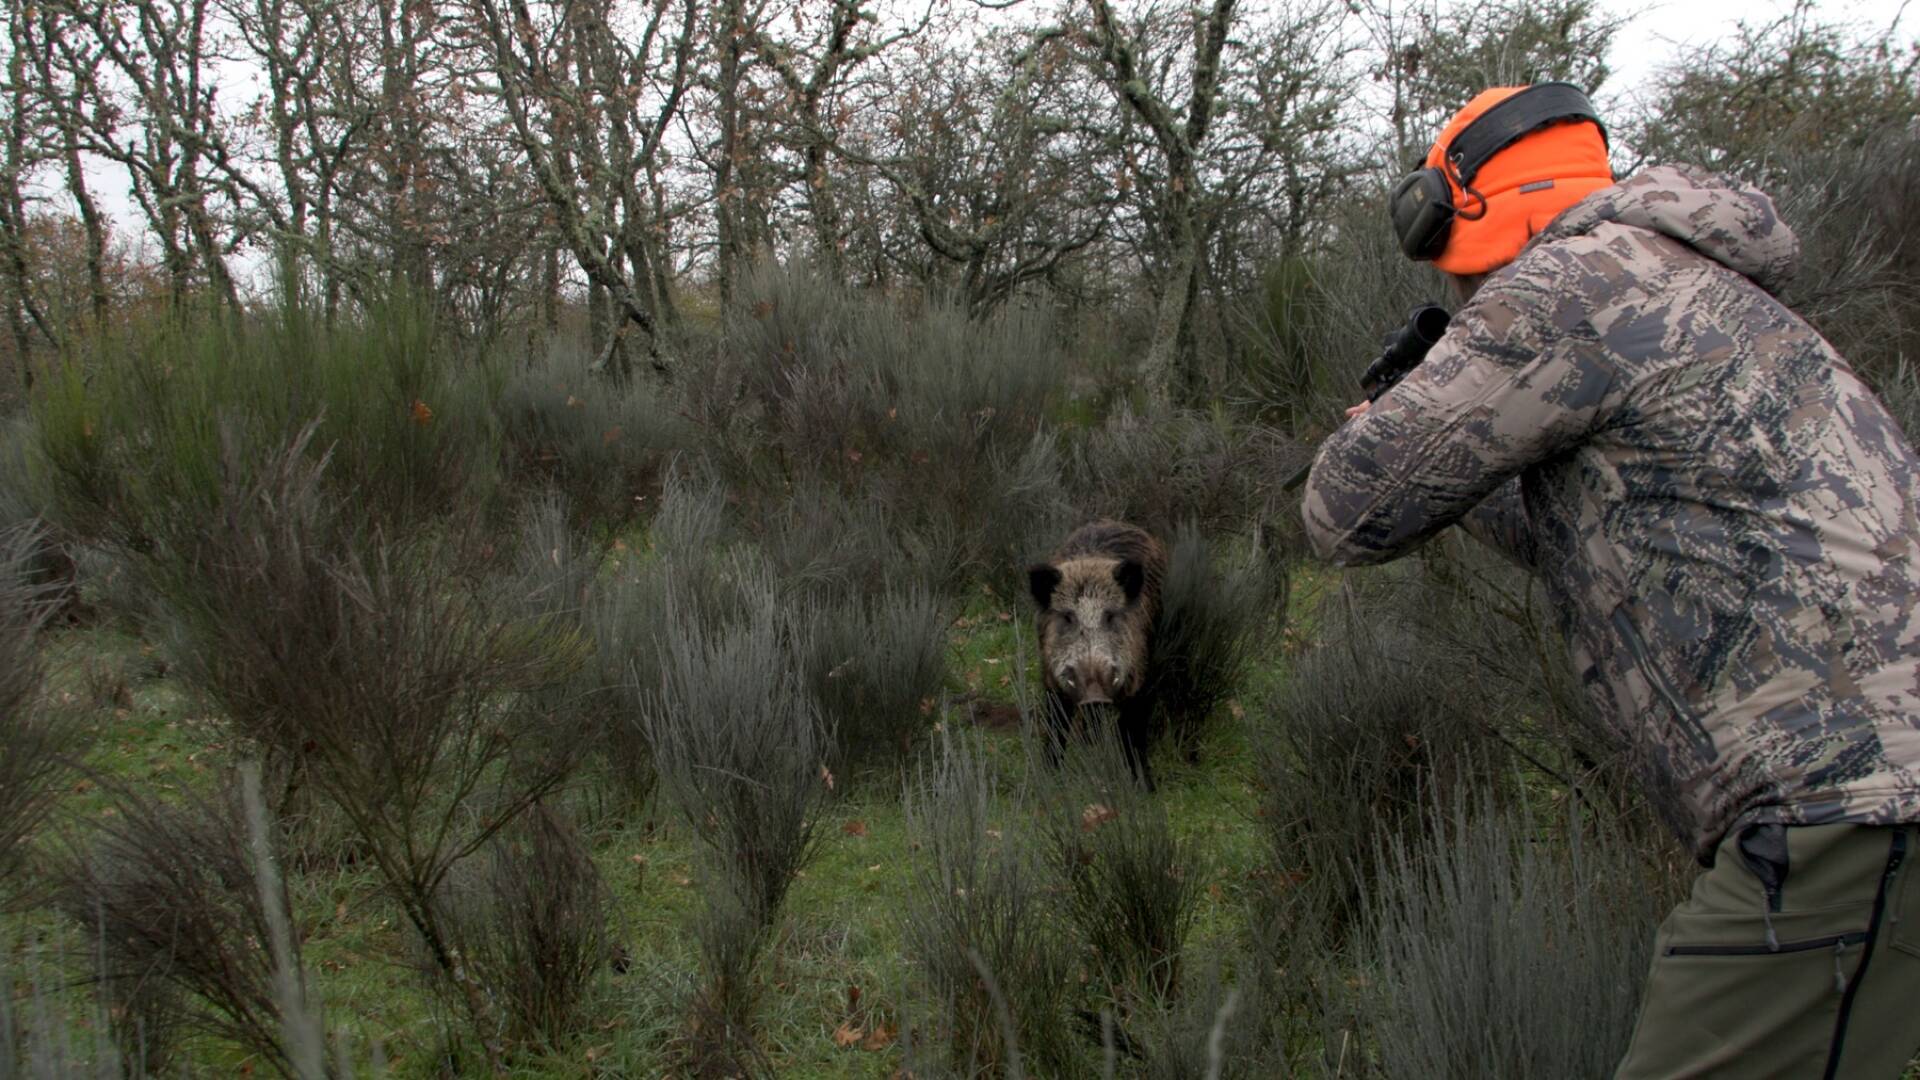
[1222,193,1436,434]
[1360,794,1679,1079]
[1147,523,1288,762]
[441,804,612,1053]
[800,585,949,776]
[0,521,72,911]
[1066,408,1293,540]
[695,264,1070,595]
[755,483,941,600]
[1762,126,1920,423]
[900,727,1080,1078]
[499,488,661,816]
[2,937,132,1079]
[136,423,588,1069]
[56,776,322,1079]
[1038,730,1203,1010]
[641,563,832,1068]
[1253,561,1512,947]
[496,343,691,526]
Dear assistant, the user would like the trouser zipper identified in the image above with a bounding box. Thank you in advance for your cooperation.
[1822,830,1908,1080]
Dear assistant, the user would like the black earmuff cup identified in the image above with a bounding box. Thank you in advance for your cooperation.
[1390,168,1456,261]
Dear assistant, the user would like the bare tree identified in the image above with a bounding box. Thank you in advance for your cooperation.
[17,6,111,332]
[48,0,246,308]
[1043,0,1238,402]
[698,0,776,307]
[217,0,375,317]
[1353,0,1620,173]
[2,0,57,385]
[459,0,698,375]
[1039,0,1360,402]
[837,29,1120,315]
[749,0,927,278]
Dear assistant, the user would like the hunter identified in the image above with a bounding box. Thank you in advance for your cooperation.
[1302,83,1920,1078]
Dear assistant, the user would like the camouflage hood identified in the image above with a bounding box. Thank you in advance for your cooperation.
[1529,164,1802,294]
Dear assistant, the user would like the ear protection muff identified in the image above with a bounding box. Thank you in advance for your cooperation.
[1390,83,1608,262]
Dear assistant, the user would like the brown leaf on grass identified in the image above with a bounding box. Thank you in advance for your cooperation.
[843,820,869,837]
[863,1021,898,1051]
[1081,803,1119,831]
[833,1020,862,1047]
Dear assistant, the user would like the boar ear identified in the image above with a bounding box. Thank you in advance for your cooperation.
[1028,564,1061,609]
[1114,559,1145,603]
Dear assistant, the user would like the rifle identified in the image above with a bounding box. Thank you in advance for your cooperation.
[1281,304,1453,492]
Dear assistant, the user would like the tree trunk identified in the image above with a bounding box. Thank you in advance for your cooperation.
[542,243,560,334]
[714,0,746,308]
[1142,201,1201,407]
[805,142,843,278]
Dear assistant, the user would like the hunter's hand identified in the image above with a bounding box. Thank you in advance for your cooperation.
[1345,400,1373,420]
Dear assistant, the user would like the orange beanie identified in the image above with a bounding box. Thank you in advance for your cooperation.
[1428,86,1613,275]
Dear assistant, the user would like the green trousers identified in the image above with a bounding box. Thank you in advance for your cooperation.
[1616,822,1920,1079]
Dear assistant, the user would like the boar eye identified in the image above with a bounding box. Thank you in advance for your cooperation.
[1103,610,1118,628]
[1058,610,1076,628]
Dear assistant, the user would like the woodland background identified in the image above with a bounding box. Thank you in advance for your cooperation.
[1,0,1917,1075]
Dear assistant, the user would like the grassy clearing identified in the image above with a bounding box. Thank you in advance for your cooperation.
[8,585,1275,1077]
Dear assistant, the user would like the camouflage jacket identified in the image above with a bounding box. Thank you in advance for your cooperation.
[1302,165,1920,862]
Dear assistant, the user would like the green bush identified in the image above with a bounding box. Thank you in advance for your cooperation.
[28,299,501,552]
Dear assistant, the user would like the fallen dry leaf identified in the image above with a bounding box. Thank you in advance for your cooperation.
[833,1020,862,1048]
[843,820,869,838]
[863,1022,898,1051]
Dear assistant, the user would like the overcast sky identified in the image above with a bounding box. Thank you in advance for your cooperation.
[1603,0,1912,99]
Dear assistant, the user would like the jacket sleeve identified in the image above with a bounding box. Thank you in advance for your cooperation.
[1300,257,1617,567]
[1458,478,1538,570]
